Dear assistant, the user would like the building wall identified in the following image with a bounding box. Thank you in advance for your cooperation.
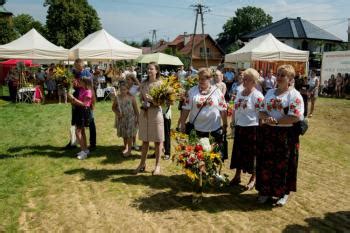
[192,59,221,69]
[193,37,223,63]
[277,38,341,53]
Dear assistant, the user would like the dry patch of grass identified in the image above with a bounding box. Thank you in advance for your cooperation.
[0,98,349,232]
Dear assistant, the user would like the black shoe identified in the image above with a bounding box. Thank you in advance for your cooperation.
[64,142,77,150]
[88,145,96,151]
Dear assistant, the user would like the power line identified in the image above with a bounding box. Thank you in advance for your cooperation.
[190,1,210,67]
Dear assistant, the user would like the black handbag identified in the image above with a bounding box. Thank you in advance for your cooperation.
[185,87,218,135]
[294,119,308,135]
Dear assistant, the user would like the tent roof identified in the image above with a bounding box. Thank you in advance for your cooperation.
[136,52,184,66]
[0,28,68,60]
[69,29,142,60]
[225,33,309,63]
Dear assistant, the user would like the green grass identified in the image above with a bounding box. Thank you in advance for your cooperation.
[0,98,349,231]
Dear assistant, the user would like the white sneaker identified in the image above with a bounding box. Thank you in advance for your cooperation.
[132,145,140,151]
[84,149,90,155]
[257,195,269,204]
[276,194,289,206]
[77,151,88,160]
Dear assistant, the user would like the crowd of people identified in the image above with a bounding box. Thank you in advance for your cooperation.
[63,58,309,207]
[4,62,142,103]
[320,73,350,98]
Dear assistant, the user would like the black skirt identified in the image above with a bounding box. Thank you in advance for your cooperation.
[230,126,258,174]
[74,106,91,128]
[256,125,300,197]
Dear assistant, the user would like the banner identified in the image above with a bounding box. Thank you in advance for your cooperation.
[321,51,350,83]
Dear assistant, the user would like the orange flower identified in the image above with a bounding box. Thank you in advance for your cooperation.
[185,145,194,152]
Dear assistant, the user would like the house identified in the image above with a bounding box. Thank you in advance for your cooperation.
[168,33,225,68]
[145,33,225,69]
[242,17,343,53]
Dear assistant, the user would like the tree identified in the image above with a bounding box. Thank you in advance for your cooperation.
[217,6,272,52]
[13,14,46,35]
[0,18,18,45]
[44,0,101,48]
[123,40,141,48]
[163,47,190,68]
[141,38,152,47]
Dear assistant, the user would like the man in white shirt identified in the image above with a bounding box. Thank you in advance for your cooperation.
[263,69,277,94]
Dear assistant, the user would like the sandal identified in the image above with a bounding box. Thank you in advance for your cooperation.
[229,177,241,186]
[152,166,161,176]
[133,164,146,174]
[122,151,131,158]
[246,180,255,191]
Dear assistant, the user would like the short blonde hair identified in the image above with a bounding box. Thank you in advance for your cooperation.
[126,73,136,80]
[198,68,212,79]
[277,65,295,80]
[243,68,259,84]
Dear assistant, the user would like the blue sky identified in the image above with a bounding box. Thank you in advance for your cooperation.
[5,0,349,43]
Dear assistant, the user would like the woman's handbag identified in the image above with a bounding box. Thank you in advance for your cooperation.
[294,119,308,135]
[185,87,218,135]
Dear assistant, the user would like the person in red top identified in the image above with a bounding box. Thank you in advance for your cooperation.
[68,77,93,160]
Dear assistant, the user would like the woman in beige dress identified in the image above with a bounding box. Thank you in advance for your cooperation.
[134,62,164,175]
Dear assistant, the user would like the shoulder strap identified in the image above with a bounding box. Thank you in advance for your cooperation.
[191,86,218,124]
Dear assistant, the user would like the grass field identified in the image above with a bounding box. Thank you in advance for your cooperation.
[0,98,349,232]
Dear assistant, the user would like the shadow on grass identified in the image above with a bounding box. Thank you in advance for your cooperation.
[110,174,272,212]
[132,190,272,213]
[2,145,140,164]
[64,168,136,182]
[283,211,350,233]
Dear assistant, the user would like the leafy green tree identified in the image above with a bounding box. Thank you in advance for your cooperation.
[13,14,46,35]
[123,40,141,48]
[163,47,190,68]
[217,6,272,52]
[141,38,152,47]
[0,18,18,45]
[44,0,101,48]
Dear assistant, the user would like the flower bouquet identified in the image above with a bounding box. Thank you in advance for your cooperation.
[182,75,198,91]
[53,65,74,89]
[171,130,229,203]
[149,78,177,106]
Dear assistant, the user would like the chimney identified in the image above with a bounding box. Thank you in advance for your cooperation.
[184,32,190,45]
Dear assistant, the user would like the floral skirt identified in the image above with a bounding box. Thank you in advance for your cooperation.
[256,125,300,197]
[230,126,258,174]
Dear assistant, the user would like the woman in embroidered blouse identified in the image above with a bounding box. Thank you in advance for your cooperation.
[134,62,164,175]
[257,64,304,206]
[180,68,228,143]
[229,68,264,190]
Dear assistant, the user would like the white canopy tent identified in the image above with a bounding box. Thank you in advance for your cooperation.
[136,52,184,66]
[0,28,69,60]
[225,33,309,63]
[69,29,142,61]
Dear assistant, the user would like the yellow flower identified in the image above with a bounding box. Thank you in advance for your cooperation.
[185,169,198,181]
[210,152,220,160]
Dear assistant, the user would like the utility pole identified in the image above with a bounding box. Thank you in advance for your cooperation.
[190,1,210,68]
[151,29,157,52]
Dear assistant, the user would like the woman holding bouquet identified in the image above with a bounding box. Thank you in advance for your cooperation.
[229,68,264,190]
[134,62,164,175]
[257,64,304,206]
[180,68,228,146]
